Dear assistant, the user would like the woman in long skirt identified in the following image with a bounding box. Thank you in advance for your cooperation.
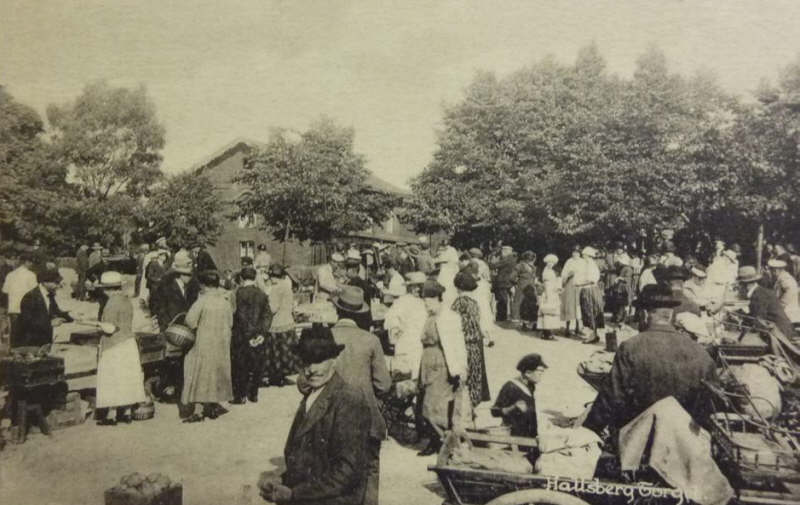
[560,246,583,337]
[537,254,562,339]
[182,271,234,423]
[515,251,539,331]
[96,271,147,426]
[265,264,300,386]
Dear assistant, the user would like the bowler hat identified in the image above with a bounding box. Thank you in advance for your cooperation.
[517,353,548,373]
[737,266,762,283]
[635,284,681,310]
[37,269,62,284]
[453,271,478,292]
[332,286,369,313]
[294,325,344,364]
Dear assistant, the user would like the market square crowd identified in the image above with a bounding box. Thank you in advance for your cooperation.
[2,234,800,504]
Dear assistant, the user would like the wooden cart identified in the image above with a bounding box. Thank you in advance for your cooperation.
[429,430,800,505]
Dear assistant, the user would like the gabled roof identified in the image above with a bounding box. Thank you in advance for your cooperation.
[189,138,410,196]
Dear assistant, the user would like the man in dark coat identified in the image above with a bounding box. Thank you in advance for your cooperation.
[738,265,796,339]
[13,270,73,348]
[152,259,197,414]
[583,284,717,435]
[491,245,517,322]
[192,244,218,273]
[231,267,271,404]
[330,316,391,505]
[75,244,89,300]
[259,326,370,505]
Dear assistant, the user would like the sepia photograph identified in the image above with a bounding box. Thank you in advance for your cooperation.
[2,1,800,504]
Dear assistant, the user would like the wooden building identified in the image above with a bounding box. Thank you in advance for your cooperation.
[190,139,418,272]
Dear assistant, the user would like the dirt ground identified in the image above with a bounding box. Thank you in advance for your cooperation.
[0,272,602,505]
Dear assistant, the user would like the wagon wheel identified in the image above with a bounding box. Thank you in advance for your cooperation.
[485,489,591,505]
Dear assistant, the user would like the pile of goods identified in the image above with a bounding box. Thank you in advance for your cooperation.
[449,439,533,474]
[577,350,614,391]
[45,392,87,431]
[105,473,182,505]
[294,302,338,325]
[1,348,65,388]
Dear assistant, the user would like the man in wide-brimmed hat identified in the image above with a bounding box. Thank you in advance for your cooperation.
[738,265,796,338]
[333,285,372,331]
[584,283,717,434]
[260,325,371,505]
[661,265,701,318]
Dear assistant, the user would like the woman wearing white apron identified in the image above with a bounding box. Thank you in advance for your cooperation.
[96,271,147,426]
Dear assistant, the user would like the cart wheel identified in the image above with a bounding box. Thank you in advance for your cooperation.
[485,489,590,505]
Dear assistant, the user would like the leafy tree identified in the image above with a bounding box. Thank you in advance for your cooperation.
[235,117,398,248]
[139,173,224,247]
[47,81,165,199]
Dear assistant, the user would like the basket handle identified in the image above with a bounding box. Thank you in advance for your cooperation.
[168,312,187,326]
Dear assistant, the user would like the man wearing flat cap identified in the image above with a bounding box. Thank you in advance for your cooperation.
[13,269,73,348]
[259,326,370,505]
[583,284,717,434]
[738,266,796,339]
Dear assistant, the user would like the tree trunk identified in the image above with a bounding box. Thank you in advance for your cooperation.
[282,218,291,265]
[756,223,764,274]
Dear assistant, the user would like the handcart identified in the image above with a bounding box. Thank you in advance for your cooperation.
[429,429,800,505]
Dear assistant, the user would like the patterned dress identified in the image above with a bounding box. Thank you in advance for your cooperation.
[451,296,491,406]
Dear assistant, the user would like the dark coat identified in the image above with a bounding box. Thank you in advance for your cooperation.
[493,255,517,289]
[152,273,197,331]
[331,319,392,440]
[583,322,717,433]
[13,286,72,348]
[195,249,217,273]
[232,284,271,344]
[76,249,89,274]
[283,373,370,505]
[146,260,167,293]
[491,380,538,438]
[749,285,796,339]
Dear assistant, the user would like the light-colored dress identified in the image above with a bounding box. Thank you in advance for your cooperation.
[560,257,581,322]
[182,288,234,404]
[383,293,427,379]
[775,271,800,323]
[538,267,562,330]
[96,292,147,408]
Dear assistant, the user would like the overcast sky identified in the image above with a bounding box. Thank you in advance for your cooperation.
[3,0,800,188]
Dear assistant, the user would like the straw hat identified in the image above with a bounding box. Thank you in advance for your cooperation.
[99,271,123,288]
[768,259,788,269]
[737,266,762,283]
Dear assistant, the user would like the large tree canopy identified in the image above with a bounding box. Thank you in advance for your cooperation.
[47,81,165,200]
[235,117,398,244]
[404,44,800,257]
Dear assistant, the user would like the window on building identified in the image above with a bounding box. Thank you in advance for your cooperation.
[240,241,255,260]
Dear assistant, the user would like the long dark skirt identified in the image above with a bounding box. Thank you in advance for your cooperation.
[264,330,301,380]
[580,286,605,331]
[465,340,491,406]
[519,285,539,323]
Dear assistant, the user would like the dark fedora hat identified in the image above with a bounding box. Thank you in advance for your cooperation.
[293,325,344,364]
[661,265,690,281]
[422,280,445,299]
[635,284,681,310]
[332,285,369,313]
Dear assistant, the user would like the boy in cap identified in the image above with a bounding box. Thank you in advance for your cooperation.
[491,353,547,442]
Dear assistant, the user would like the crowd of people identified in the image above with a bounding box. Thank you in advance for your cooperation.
[4,233,800,505]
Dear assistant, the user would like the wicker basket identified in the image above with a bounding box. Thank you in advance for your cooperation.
[163,313,194,350]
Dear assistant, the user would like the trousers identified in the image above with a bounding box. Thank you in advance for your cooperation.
[231,341,266,400]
